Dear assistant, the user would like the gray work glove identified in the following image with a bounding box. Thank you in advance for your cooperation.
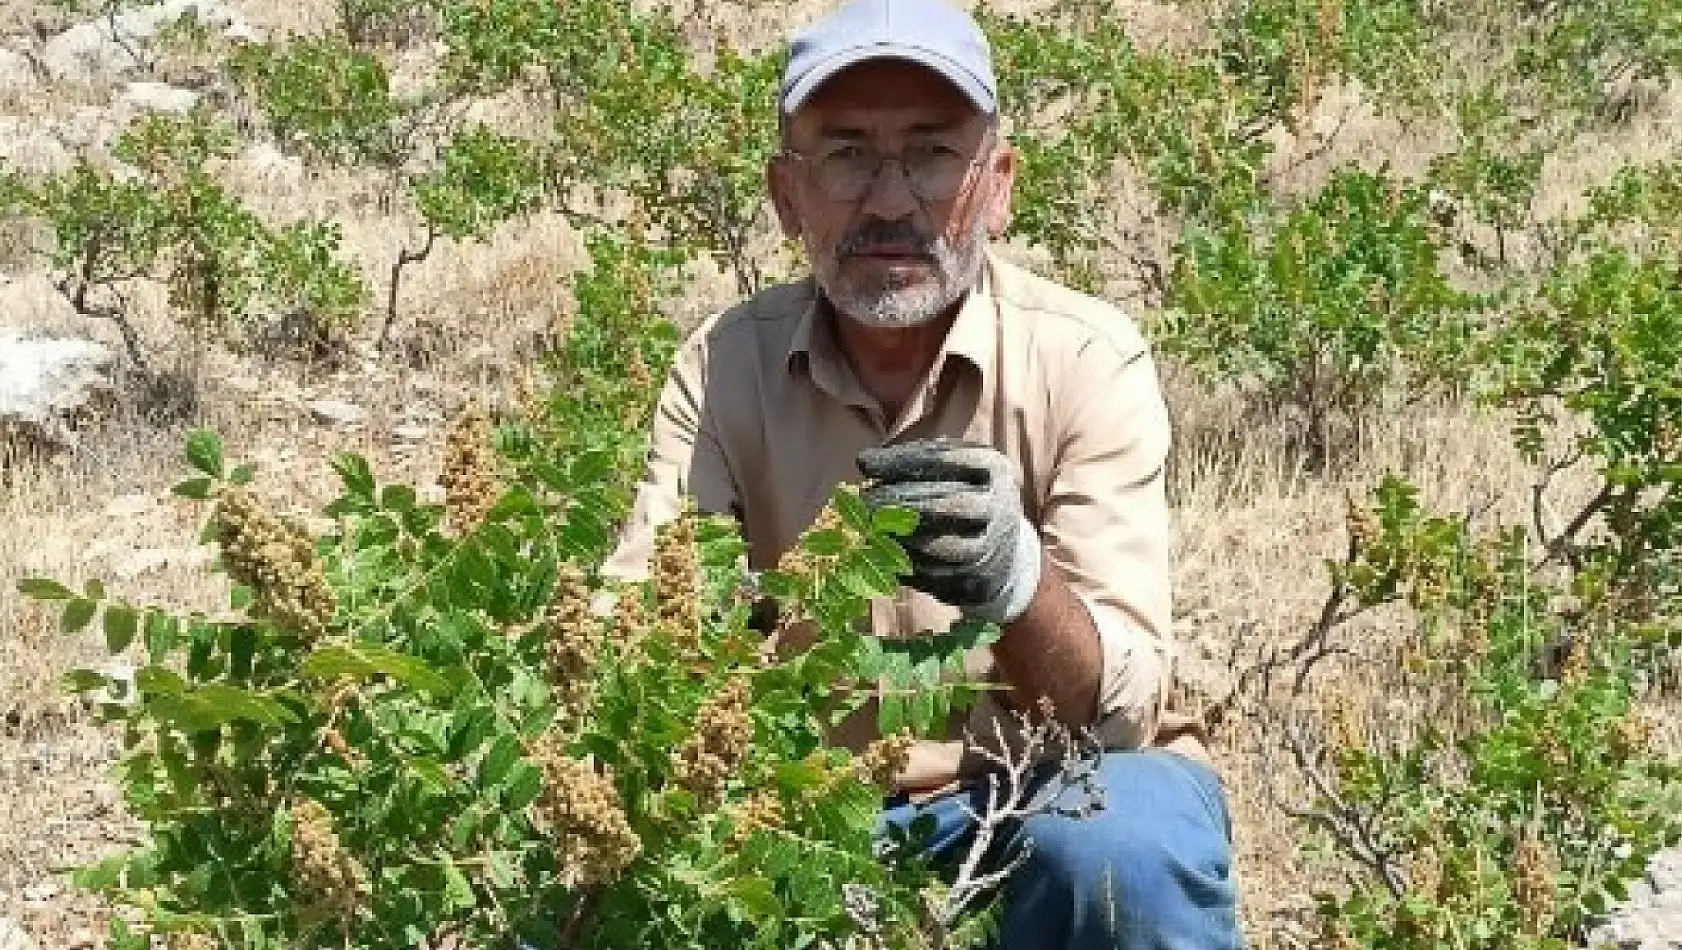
[856,437,1043,625]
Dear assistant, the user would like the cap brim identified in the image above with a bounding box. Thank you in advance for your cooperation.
[781,43,996,118]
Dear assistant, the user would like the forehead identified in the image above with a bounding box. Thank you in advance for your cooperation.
[786,59,982,139]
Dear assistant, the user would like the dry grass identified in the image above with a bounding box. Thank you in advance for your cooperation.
[3,1,1682,947]
[1161,373,1601,942]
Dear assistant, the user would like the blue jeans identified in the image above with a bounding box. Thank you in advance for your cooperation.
[877,748,1244,950]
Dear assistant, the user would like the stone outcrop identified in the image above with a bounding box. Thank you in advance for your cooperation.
[0,332,116,451]
[39,0,260,87]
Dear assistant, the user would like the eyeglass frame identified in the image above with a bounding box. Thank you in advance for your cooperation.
[772,123,1000,204]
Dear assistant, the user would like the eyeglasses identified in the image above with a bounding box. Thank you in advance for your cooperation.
[777,131,994,202]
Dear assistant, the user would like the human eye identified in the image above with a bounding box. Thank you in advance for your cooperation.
[906,140,965,168]
[818,142,868,163]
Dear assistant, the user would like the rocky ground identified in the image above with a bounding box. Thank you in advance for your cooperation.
[1588,848,1682,949]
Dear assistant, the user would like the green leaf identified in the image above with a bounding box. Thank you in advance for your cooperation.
[911,687,937,734]
[801,529,848,557]
[83,578,105,600]
[487,850,517,890]
[192,683,295,726]
[147,694,222,733]
[144,610,179,659]
[301,644,452,696]
[184,430,224,478]
[870,504,919,536]
[62,598,98,634]
[228,463,256,485]
[442,855,476,911]
[61,668,109,694]
[504,762,542,810]
[841,542,907,598]
[479,734,522,788]
[723,874,780,923]
[332,452,377,501]
[136,665,187,697]
[831,486,872,532]
[72,852,132,893]
[171,477,214,500]
[104,605,138,653]
[17,577,75,601]
[381,484,417,511]
[879,692,906,736]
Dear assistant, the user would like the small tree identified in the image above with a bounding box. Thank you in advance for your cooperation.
[4,109,365,374]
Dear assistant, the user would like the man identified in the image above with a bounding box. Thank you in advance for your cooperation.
[601,0,1242,946]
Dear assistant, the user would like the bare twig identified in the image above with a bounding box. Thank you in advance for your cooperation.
[378,224,439,352]
[1530,445,1584,551]
[1204,560,1371,727]
[933,700,1106,933]
[1262,710,1408,898]
[57,232,152,376]
[1537,478,1613,573]
[102,0,152,77]
[557,888,600,948]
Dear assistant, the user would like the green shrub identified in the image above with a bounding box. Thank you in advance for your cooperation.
[5,110,366,370]
[20,235,1042,950]
[1158,166,1479,459]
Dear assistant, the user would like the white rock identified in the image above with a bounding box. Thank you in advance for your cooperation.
[41,0,261,86]
[237,141,305,186]
[0,115,75,174]
[308,398,368,426]
[0,332,116,449]
[1585,843,1682,949]
[104,493,157,518]
[0,916,37,950]
[392,424,432,443]
[0,47,36,94]
[119,80,199,113]
[20,878,61,904]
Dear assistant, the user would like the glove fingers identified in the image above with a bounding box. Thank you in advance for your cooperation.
[909,531,986,565]
[857,439,996,486]
[863,481,989,521]
[906,559,1000,607]
[901,514,1016,568]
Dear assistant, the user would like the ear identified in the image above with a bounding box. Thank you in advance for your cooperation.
[981,141,1018,239]
[766,156,802,240]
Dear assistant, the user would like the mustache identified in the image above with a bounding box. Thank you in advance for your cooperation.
[838,221,936,257]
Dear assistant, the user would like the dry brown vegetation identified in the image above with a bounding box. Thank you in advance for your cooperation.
[1,0,1680,947]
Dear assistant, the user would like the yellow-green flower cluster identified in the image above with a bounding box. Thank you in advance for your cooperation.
[672,675,753,804]
[855,729,915,790]
[289,799,369,925]
[213,486,335,640]
[651,510,702,655]
[544,561,605,729]
[442,399,501,535]
[530,732,642,889]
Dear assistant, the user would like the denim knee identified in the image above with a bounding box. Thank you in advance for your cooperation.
[991,749,1243,950]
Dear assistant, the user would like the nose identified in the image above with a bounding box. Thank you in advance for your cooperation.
[857,156,921,221]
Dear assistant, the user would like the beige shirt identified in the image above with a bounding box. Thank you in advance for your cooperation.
[601,248,1208,794]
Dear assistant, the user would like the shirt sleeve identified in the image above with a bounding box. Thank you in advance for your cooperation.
[599,323,741,583]
[1038,329,1175,750]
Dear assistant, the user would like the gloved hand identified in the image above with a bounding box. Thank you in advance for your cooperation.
[856,437,1043,625]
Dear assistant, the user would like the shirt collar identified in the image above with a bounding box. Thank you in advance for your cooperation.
[784,250,1000,391]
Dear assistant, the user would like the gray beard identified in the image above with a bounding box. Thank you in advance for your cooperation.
[815,217,989,330]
